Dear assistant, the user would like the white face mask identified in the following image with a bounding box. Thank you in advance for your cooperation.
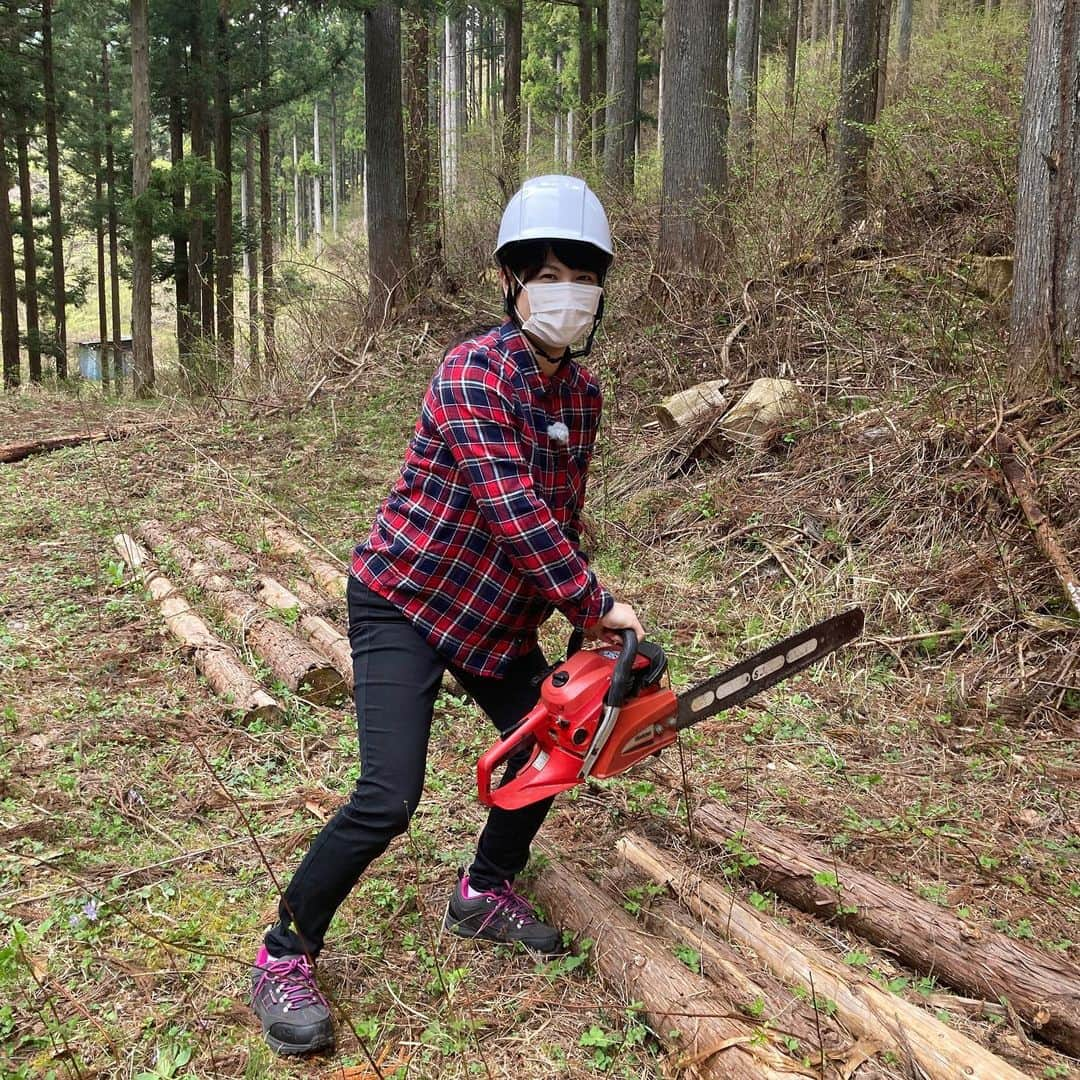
[515,278,603,353]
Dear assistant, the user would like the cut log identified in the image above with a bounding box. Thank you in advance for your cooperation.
[655,379,729,431]
[1,422,165,464]
[530,860,806,1079]
[692,799,1080,1057]
[995,432,1080,619]
[719,378,804,446]
[112,534,281,723]
[260,519,348,598]
[619,834,1032,1080]
[184,528,355,689]
[137,521,346,706]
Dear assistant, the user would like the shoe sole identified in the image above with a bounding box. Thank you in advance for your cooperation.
[442,909,563,957]
[262,1029,335,1057]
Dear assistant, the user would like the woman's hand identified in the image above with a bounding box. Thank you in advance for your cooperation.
[590,601,645,647]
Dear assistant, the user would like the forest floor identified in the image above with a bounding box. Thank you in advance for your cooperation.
[1,242,1078,1080]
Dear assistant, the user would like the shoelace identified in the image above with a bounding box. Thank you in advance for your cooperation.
[478,881,537,931]
[255,956,328,1011]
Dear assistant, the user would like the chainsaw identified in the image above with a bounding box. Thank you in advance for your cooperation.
[477,608,865,810]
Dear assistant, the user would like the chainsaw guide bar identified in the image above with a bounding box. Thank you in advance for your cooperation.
[476,607,865,810]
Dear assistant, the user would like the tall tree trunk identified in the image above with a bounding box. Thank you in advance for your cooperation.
[785,0,800,109]
[94,96,110,393]
[554,50,564,166]
[131,0,155,397]
[15,127,41,383]
[0,121,20,390]
[244,133,258,378]
[329,84,339,237]
[365,2,411,320]
[577,0,594,165]
[313,101,323,256]
[452,11,467,142]
[604,0,639,188]
[42,0,66,378]
[170,85,194,386]
[405,3,443,279]
[292,130,301,248]
[189,17,213,341]
[214,0,235,370]
[595,0,607,159]
[896,0,913,84]
[259,118,274,367]
[104,44,123,391]
[657,0,728,274]
[730,0,761,166]
[875,0,893,118]
[837,0,880,227]
[828,0,840,61]
[1009,0,1079,392]
[501,0,523,196]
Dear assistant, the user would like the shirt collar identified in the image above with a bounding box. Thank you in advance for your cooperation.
[497,320,576,396]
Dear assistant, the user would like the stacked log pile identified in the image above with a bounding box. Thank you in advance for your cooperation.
[533,820,1078,1078]
[117,519,354,715]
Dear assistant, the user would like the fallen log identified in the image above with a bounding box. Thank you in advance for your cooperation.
[186,529,354,688]
[619,834,1031,1080]
[1,422,164,464]
[693,799,1080,1057]
[655,379,729,432]
[112,534,281,723]
[995,431,1080,618]
[530,860,806,1079]
[138,521,346,706]
[260,519,348,598]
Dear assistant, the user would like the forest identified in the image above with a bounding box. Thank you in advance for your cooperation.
[0,0,1078,1077]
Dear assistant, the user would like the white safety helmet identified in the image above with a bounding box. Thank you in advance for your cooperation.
[495,174,613,266]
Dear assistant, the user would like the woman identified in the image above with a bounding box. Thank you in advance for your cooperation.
[250,175,644,1056]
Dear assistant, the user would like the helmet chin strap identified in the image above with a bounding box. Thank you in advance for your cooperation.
[503,280,605,365]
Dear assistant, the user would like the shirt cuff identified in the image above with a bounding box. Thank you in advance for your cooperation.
[566,580,614,630]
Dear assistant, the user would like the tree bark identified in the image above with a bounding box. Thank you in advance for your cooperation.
[113,535,282,724]
[94,97,110,394]
[603,0,639,188]
[875,0,893,118]
[405,4,443,280]
[530,861,801,1079]
[1009,0,1079,391]
[452,11,467,144]
[131,0,155,398]
[657,0,728,273]
[500,0,523,196]
[244,132,259,378]
[620,834,1033,1080]
[595,0,608,160]
[692,799,1080,1057]
[329,83,339,237]
[170,75,194,387]
[0,120,20,390]
[104,44,123,391]
[214,0,235,371]
[188,16,213,345]
[260,520,348,598]
[577,3,595,165]
[785,0,800,110]
[730,0,760,165]
[312,100,323,256]
[837,0,880,227]
[365,2,411,320]
[42,0,66,378]
[0,422,165,464]
[896,0,913,83]
[15,126,41,383]
[137,521,346,705]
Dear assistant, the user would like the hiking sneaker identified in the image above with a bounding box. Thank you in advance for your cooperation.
[250,945,335,1056]
[443,869,562,955]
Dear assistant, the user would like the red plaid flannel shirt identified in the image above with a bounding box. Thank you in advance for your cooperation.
[353,321,614,677]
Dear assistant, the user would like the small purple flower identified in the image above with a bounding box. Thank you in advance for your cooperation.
[83,899,99,922]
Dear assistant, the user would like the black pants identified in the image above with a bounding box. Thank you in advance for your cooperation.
[264,577,555,958]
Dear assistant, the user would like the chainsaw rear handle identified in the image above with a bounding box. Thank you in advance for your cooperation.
[603,628,639,709]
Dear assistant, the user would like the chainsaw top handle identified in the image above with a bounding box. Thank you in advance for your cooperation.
[603,629,639,709]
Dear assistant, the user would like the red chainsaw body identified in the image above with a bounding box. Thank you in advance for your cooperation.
[476,646,678,810]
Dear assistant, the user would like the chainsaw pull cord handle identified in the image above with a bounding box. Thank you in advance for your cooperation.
[603,629,639,708]
[579,629,639,780]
